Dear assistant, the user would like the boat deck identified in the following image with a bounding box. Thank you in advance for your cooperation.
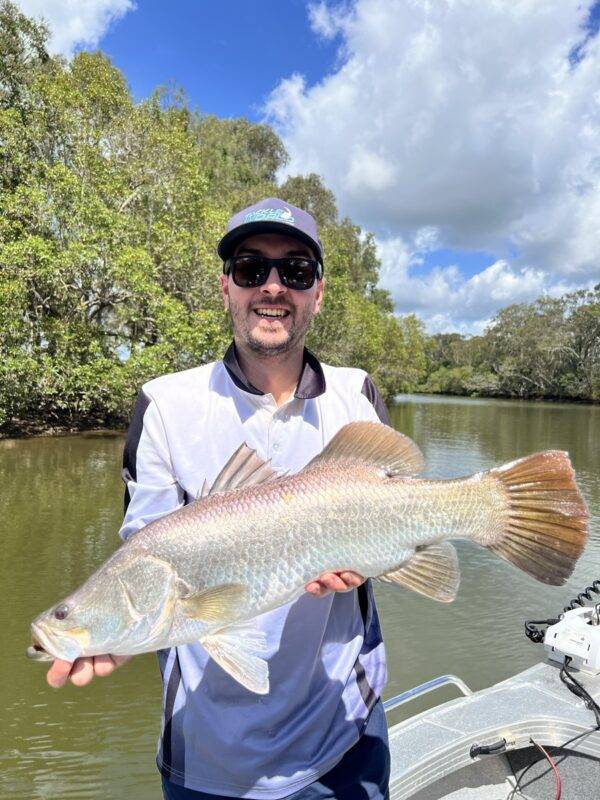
[387,661,600,799]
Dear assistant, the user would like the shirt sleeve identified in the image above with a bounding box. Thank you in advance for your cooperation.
[361,375,391,425]
[118,388,185,541]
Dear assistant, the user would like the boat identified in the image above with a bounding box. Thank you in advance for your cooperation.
[385,660,600,798]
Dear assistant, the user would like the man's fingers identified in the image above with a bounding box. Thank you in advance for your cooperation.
[93,654,132,677]
[339,571,365,588]
[93,654,118,677]
[46,655,132,687]
[69,657,95,686]
[305,571,366,597]
[320,573,348,592]
[111,654,132,668]
[46,658,74,688]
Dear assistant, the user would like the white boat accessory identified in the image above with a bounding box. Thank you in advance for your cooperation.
[544,605,600,674]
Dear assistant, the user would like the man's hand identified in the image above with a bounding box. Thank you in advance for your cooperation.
[305,571,365,598]
[46,655,131,688]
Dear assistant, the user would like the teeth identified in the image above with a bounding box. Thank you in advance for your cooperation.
[255,308,288,317]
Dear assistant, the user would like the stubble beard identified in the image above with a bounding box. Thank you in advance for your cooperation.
[228,299,315,358]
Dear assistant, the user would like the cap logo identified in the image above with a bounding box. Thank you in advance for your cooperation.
[244,207,295,225]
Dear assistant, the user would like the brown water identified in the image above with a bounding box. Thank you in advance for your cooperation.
[1,395,598,799]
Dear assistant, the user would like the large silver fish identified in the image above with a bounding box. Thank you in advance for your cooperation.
[28,422,588,693]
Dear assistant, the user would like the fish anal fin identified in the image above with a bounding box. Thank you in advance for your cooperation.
[204,444,282,497]
[307,421,424,477]
[377,542,460,603]
[179,583,247,622]
[201,620,269,694]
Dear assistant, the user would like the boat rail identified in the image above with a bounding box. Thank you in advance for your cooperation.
[383,674,473,713]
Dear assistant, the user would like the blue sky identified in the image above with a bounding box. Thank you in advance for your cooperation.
[97,3,497,281]
[18,0,600,333]
[99,1,340,120]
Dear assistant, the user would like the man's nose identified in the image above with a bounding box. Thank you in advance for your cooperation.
[260,266,286,295]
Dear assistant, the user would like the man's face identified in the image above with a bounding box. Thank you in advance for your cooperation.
[220,233,324,356]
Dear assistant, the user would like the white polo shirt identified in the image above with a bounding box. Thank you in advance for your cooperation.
[119,344,389,799]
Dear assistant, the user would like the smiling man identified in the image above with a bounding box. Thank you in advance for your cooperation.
[47,198,392,800]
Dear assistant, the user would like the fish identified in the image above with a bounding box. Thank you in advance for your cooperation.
[28,421,588,694]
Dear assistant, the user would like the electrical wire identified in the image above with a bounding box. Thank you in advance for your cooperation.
[508,731,588,799]
[514,583,600,796]
[563,580,600,612]
[508,659,600,799]
[530,739,561,800]
[559,656,600,728]
[524,579,600,643]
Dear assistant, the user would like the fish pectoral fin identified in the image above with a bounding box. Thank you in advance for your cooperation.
[305,421,424,477]
[376,542,460,603]
[178,583,248,622]
[204,444,282,497]
[200,620,269,694]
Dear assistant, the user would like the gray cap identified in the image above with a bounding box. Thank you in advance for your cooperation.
[217,198,324,265]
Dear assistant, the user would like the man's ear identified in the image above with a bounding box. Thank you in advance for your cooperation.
[313,278,325,315]
[219,274,230,309]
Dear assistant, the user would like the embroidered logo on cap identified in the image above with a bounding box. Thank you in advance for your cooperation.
[244,207,295,225]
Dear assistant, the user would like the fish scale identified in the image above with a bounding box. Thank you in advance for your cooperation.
[29,421,588,694]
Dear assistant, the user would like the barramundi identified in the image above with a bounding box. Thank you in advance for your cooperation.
[28,422,588,693]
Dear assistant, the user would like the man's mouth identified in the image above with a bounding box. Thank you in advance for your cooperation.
[253,307,290,319]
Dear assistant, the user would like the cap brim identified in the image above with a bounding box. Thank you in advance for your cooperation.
[218,221,323,264]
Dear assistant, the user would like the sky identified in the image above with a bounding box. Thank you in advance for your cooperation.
[14,0,600,334]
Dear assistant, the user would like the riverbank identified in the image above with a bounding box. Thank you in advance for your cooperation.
[410,389,599,405]
[0,420,126,440]
[3,390,597,440]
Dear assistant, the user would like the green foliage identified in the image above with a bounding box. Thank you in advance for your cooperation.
[0,2,430,432]
[422,286,600,401]
[424,366,474,395]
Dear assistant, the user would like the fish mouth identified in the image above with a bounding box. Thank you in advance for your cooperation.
[27,620,93,663]
[26,630,53,662]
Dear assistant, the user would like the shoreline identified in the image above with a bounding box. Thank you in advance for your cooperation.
[407,390,598,406]
[2,391,597,440]
[0,422,126,440]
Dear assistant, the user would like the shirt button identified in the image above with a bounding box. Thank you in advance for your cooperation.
[272,442,280,452]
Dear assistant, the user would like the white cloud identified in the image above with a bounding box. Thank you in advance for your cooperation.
[267,0,600,329]
[377,236,578,334]
[308,1,348,41]
[15,0,135,57]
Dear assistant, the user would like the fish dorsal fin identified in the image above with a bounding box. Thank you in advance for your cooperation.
[201,620,269,694]
[307,421,424,477]
[204,443,282,497]
[377,542,460,602]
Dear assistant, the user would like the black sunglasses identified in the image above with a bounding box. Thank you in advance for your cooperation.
[224,255,323,290]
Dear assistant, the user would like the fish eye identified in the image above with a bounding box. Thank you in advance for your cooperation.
[54,603,69,620]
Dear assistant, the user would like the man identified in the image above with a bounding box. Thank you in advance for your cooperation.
[47,199,391,799]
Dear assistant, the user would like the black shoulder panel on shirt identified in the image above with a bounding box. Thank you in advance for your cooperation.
[358,374,389,676]
[122,389,150,512]
[361,375,390,425]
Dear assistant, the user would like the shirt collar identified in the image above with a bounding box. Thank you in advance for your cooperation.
[222,342,326,399]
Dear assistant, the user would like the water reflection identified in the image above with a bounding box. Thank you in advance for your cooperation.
[1,397,598,797]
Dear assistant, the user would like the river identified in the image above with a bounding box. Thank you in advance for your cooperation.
[1,394,598,798]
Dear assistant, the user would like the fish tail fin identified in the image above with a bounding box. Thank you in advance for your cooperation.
[486,451,588,586]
